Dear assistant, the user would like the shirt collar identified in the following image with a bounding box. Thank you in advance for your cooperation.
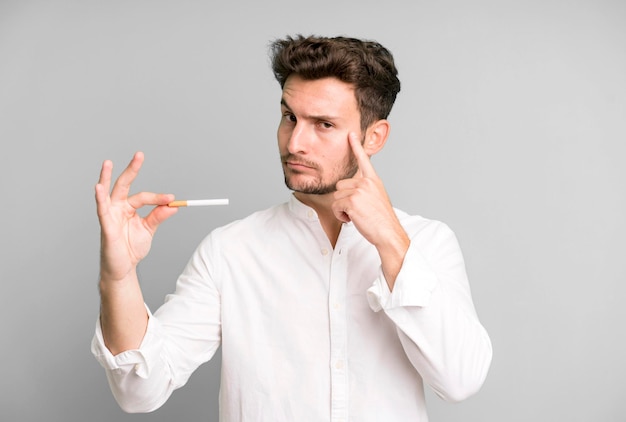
[288,193,319,222]
[287,194,355,229]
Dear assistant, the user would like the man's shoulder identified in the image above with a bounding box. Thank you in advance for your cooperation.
[214,201,291,236]
[394,208,455,239]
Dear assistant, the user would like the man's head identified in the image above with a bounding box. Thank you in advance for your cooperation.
[271,35,401,196]
[270,35,401,132]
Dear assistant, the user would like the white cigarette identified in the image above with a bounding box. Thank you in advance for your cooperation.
[168,199,229,207]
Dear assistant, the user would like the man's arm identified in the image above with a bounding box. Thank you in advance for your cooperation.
[367,220,492,402]
[333,133,491,400]
[95,152,177,354]
[333,132,409,290]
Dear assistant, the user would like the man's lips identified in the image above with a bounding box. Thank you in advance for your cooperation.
[286,161,314,170]
[283,156,317,171]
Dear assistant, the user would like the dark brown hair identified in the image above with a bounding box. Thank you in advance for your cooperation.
[270,35,401,131]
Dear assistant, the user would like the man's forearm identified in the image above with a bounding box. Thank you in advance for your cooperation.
[99,272,148,355]
[376,226,410,291]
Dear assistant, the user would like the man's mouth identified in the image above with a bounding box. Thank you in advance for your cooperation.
[287,161,312,170]
[283,156,317,171]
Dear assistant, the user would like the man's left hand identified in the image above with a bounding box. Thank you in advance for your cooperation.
[333,133,410,288]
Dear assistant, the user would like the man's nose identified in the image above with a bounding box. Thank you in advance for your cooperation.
[287,123,310,154]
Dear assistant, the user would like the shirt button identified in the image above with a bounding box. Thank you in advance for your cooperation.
[307,210,315,219]
[333,302,340,310]
[335,360,344,370]
[321,248,329,256]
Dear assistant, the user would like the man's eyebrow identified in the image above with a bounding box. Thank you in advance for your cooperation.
[280,98,341,122]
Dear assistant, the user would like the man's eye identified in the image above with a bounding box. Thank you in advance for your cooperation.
[319,121,333,129]
[283,113,296,123]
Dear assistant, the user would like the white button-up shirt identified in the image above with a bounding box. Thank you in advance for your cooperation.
[92,195,492,421]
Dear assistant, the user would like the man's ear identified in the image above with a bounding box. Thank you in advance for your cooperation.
[363,119,390,156]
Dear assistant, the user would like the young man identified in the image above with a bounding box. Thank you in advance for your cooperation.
[92,35,492,421]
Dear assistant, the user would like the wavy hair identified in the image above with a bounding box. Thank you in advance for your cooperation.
[270,35,401,131]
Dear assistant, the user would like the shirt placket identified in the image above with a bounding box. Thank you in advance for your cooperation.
[328,243,348,422]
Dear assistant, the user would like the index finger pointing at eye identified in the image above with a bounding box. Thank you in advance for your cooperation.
[348,132,376,177]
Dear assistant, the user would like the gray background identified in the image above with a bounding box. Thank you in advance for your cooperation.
[1,0,624,421]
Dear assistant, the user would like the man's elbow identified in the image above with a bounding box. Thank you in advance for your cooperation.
[436,377,486,403]
[435,346,493,403]
[113,390,167,414]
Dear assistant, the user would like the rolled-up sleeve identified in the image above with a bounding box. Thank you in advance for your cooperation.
[91,233,223,413]
[367,220,492,402]
[91,305,163,380]
[90,306,178,412]
[367,242,439,311]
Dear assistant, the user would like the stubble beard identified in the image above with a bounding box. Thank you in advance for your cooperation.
[282,153,358,195]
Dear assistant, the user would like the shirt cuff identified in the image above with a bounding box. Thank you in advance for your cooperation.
[367,242,439,312]
[90,304,163,379]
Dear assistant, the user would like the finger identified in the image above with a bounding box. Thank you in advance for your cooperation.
[331,193,358,223]
[95,160,113,219]
[110,152,145,202]
[334,211,351,223]
[97,159,113,193]
[95,182,110,221]
[332,204,351,223]
[335,174,357,192]
[127,192,175,210]
[95,181,120,239]
[143,204,179,234]
[348,132,377,178]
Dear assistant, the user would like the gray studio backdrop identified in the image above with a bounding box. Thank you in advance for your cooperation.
[1,1,624,421]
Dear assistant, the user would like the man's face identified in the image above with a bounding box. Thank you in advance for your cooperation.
[278,75,362,195]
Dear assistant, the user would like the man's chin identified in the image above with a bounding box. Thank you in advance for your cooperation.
[284,179,336,195]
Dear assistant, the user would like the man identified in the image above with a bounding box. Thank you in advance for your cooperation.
[92,35,492,421]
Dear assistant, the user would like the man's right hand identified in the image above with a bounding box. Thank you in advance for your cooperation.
[94,152,177,354]
[95,151,178,284]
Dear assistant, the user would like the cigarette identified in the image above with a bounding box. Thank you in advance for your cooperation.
[168,199,229,207]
